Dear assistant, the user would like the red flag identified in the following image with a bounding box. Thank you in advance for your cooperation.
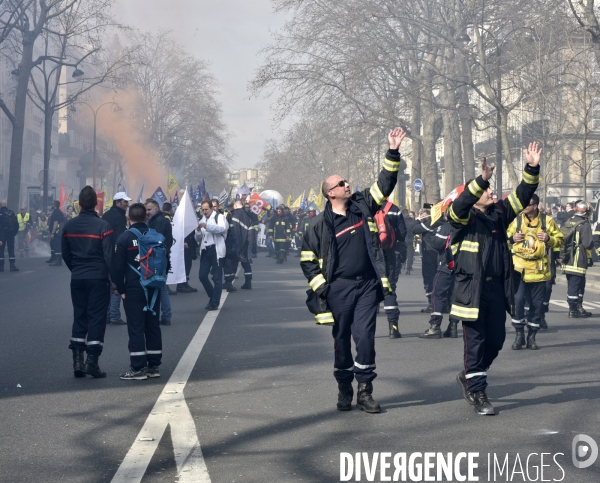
[431,185,465,224]
[248,192,269,214]
[59,181,66,209]
[96,191,104,215]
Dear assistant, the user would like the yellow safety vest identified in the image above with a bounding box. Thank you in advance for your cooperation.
[17,213,30,231]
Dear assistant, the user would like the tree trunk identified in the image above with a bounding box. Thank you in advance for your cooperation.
[421,87,440,203]
[442,107,455,196]
[7,33,36,210]
[457,55,475,181]
[499,110,519,190]
[42,103,53,212]
[410,99,422,209]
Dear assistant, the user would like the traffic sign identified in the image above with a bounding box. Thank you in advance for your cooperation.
[413,179,423,192]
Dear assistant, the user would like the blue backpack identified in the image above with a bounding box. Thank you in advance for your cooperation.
[128,227,168,314]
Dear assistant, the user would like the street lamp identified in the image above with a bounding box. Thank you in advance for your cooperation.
[71,101,123,190]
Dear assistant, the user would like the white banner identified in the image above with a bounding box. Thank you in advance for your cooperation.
[167,188,199,285]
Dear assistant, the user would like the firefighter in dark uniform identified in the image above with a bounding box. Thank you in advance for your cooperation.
[177,231,199,293]
[381,201,407,339]
[403,210,417,274]
[412,209,444,312]
[300,127,406,413]
[294,209,306,257]
[563,201,594,318]
[243,202,259,259]
[113,203,167,380]
[298,208,315,239]
[225,200,257,290]
[62,187,115,378]
[452,144,541,415]
[419,213,460,339]
[48,200,66,266]
[0,200,19,272]
[540,245,560,329]
[269,206,291,263]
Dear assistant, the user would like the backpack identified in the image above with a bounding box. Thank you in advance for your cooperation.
[215,213,239,259]
[0,209,18,237]
[559,217,586,265]
[128,227,168,315]
[512,213,547,260]
[374,200,396,250]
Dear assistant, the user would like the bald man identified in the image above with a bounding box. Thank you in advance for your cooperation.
[300,128,407,413]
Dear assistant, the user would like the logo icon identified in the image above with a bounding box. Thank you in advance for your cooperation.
[572,434,598,469]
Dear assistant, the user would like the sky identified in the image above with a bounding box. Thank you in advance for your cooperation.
[112,0,287,169]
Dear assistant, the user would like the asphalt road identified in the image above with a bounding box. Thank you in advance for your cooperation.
[1,252,600,482]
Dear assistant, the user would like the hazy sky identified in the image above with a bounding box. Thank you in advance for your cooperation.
[112,0,286,169]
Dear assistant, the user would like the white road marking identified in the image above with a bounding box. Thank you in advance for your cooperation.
[110,291,230,483]
[549,300,569,308]
[550,300,598,310]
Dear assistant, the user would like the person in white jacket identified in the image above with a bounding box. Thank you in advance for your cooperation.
[195,200,229,310]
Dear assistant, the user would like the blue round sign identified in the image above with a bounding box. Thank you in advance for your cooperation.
[413,178,423,192]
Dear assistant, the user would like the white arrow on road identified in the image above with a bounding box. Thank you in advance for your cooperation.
[111,294,229,483]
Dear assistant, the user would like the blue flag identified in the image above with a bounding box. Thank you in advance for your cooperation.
[300,195,308,210]
[137,184,144,203]
[198,179,206,200]
[151,187,168,208]
[172,192,179,205]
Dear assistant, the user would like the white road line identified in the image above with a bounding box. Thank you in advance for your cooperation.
[550,300,599,310]
[110,292,229,483]
[549,300,569,308]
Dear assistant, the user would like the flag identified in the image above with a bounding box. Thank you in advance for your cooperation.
[151,187,168,208]
[198,179,206,200]
[104,198,113,214]
[167,188,199,285]
[307,188,318,204]
[203,192,211,202]
[117,178,125,193]
[137,185,144,203]
[291,191,305,209]
[299,195,308,211]
[172,191,179,205]
[285,194,292,207]
[247,192,269,214]
[236,181,251,198]
[59,181,66,209]
[430,184,465,224]
[167,172,179,195]
[217,188,228,207]
[316,192,324,209]
[224,186,234,206]
[355,185,359,193]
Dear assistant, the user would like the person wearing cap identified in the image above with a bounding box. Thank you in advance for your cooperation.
[102,191,131,325]
[563,201,594,318]
[17,206,32,258]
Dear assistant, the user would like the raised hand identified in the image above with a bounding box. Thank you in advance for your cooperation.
[388,127,407,150]
[481,156,495,181]
[525,142,542,167]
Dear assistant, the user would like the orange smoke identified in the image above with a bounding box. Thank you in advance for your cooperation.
[93,88,167,196]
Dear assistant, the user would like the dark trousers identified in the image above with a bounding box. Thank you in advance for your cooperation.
[184,247,193,278]
[406,239,414,271]
[0,236,16,265]
[543,251,558,313]
[513,277,545,329]
[566,274,586,309]
[421,250,437,296]
[51,233,61,256]
[385,248,401,290]
[383,249,400,324]
[462,280,506,392]
[225,256,252,284]
[123,288,162,370]
[429,270,458,326]
[199,246,223,306]
[326,277,379,384]
[274,241,287,261]
[68,279,110,356]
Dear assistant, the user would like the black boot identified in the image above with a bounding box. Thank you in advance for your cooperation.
[406,268,411,275]
[185,282,198,292]
[568,306,580,318]
[511,327,525,350]
[72,350,85,378]
[577,304,592,318]
[539,313,548,330]
[456,371,475,405]
[472,390,495,415]
[526,327,539,350]
[442,320,458,338]
[225,281,237,292]
[9,262,19,272]
[418,324,442,339]
[420,296,433,313]
[49,257,62,266]
[83,354,106,378]
[240,278,252,290]
[388,321,401,339]
[337,382,353,411]
[46,254,54,263]
[356,382,381,413]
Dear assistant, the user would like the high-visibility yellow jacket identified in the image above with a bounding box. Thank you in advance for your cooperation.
[507,212,563,282]
[17,213,30,232]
